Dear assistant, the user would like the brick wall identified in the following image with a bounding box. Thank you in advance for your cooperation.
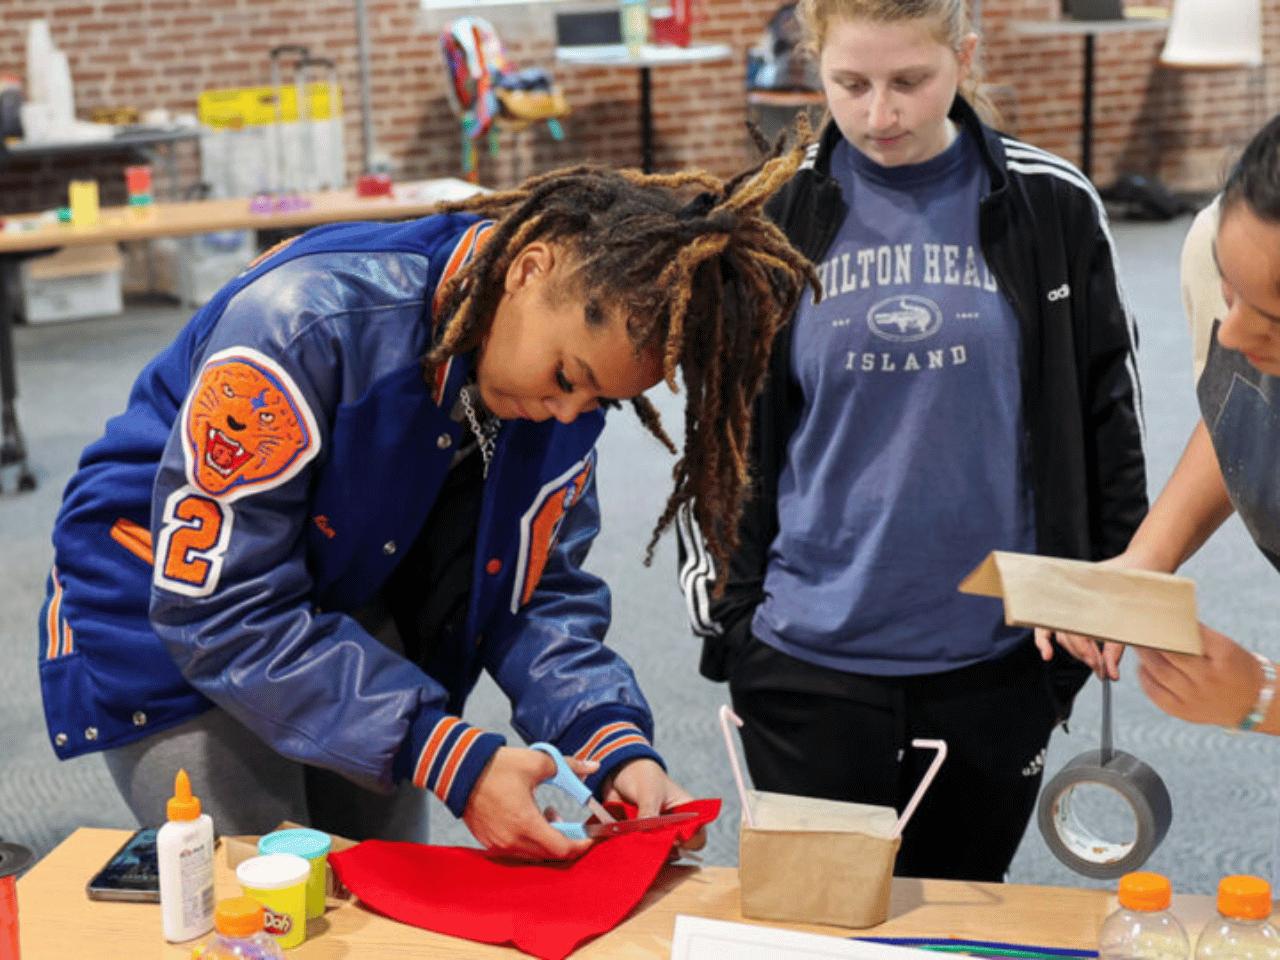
[982,0,1275,190]
[0,0,1274,215]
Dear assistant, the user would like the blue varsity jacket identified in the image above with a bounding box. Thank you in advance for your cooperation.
[38,213,661,817]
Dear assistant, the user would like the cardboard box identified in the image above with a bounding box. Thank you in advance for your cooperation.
[738,790,901,928]
[958,550,1202,655]
[120,233,256,308]
[720,706,946,930]
[21,242,124,324]
[176,231,255,307]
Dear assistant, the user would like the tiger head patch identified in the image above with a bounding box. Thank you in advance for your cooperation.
[183,348,320,500]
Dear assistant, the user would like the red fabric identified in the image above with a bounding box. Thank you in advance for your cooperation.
[330,799,719,960]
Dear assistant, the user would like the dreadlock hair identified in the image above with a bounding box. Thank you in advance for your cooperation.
[425,137,820,590]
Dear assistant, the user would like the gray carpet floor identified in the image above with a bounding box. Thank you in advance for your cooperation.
[3,214,1278,895]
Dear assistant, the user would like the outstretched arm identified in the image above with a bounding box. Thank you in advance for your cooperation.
[1125,417,1235,572]
[1037,418,1235,678]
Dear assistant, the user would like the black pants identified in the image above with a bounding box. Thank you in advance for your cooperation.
[729,635,1070,882]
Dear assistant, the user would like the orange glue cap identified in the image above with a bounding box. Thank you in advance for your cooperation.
[167,769,202,821]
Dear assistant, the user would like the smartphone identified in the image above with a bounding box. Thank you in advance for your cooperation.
[85,827,160,902]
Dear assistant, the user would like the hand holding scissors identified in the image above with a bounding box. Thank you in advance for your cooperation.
[531,742,698,841]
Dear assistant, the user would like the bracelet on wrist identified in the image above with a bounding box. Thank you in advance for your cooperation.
[1239,652,1276,732]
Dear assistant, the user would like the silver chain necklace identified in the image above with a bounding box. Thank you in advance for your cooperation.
[458,383,500,478]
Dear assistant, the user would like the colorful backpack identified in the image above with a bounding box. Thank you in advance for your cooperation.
[746,3,821,92]
[440,17,567,174]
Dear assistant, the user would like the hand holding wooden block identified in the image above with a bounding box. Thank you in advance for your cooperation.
[958,551,1203,655]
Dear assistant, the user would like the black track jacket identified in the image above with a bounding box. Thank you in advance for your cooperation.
[678,97,1148,688]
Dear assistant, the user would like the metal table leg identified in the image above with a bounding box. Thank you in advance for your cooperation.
[1081,32,1096,182]
[0,254,38,493]
[639,66,653,174]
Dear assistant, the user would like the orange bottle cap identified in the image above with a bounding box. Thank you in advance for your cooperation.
[1118,872,1172,911]
[214,896,265,937]
[1218,875,1273,919]
[166,769,202,821]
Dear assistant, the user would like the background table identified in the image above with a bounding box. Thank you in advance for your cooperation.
[1010,16,1169,182]
[0,177,481,493]
[5,127,204,201]
[555,43,733,174]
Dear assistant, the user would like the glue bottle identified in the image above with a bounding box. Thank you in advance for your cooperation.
[193,896,286,960]
[1194,876,1280,960]
[1099,872,1190,960]
[157,768,215,942]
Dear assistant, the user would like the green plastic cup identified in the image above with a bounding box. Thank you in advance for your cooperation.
[258,828,332,920]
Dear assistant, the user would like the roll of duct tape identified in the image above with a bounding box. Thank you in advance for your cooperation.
[1037,746,1172,880]
[1037,677,1172,879]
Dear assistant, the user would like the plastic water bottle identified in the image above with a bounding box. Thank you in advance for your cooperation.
[620,0,650,55]
[1099,872,1190,960]
[194,897,286,960]
[1195,876,1280,960]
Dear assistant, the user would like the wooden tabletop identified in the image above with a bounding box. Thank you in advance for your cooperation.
[0,178,483,255]
[14,827,1222,959]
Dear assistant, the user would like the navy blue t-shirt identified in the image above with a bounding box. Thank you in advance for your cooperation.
[752,129,1036,676]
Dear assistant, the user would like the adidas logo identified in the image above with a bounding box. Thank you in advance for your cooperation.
[1022,747,1047,777]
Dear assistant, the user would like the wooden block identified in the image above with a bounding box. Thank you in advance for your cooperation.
[958,551,1203,655]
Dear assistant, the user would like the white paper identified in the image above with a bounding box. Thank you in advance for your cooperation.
[670,916,942,960]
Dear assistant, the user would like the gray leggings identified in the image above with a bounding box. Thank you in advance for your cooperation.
[103,706,429,842]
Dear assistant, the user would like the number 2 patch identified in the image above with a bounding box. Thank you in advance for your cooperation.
[153,489,232,597]
[154,347,321,596]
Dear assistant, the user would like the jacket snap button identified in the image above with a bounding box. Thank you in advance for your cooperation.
[437,433,453,449]
[54,732,67,747]
[84,727,99,741]
[383,541,397,555]
[485,558,502,575]
[133,711,148,727]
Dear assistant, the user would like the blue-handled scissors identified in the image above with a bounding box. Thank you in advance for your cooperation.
[530,742,699,841]
[530,742,616,840]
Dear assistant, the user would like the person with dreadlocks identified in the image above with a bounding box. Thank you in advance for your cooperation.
[677,0,1146,882]
[35,155,816,858]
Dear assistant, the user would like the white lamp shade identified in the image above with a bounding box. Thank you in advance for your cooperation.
[1160,0,1262,68]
